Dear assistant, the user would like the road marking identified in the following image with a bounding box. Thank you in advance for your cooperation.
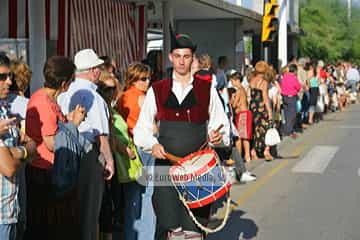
[292,146,339,173]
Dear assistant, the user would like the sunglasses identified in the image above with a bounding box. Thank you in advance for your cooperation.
[0,72,13,81]
[140,77,150,82]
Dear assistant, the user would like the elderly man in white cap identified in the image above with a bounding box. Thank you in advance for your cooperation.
[57,48,114,240]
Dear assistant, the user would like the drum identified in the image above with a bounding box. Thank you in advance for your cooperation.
[169,149,231,209]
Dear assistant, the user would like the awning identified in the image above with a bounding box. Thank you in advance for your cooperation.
[126,0,262,24]
[143,0,262,33]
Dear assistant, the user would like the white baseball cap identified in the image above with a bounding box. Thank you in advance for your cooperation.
[74,49,104,71]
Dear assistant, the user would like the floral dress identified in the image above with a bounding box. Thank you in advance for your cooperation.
[249,87,269,157]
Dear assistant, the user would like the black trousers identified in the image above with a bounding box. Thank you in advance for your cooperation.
[77,146,105,240]
[153,184,211,240]
[282,96,297,136]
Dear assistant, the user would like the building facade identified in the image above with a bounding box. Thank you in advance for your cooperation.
[0,0,146,92]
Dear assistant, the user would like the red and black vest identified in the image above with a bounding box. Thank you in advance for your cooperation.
[152,74,211,124]
[152,74,212,160]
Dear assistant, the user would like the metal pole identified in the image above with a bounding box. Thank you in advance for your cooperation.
[264,44,269,63]
[348,0,352,22]
[262,0,268,63]
[278,0,287,68]
[162,0,174,74]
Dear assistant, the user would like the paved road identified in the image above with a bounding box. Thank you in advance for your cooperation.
[207,103,360,240]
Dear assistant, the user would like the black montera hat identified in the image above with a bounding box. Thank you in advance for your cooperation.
[170,24,197,52]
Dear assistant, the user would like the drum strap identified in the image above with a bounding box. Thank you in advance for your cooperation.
[171,169,231,233]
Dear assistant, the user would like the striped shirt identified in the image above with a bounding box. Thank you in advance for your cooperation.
[0,100,20,224]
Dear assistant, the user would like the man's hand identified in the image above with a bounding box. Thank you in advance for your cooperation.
[152,143,166,159]
[209,129,222,145]
[104,158,114,180]
[67,105,86,127]
[0,118,16,136]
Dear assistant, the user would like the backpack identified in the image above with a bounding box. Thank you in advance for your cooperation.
[52,122,89,197]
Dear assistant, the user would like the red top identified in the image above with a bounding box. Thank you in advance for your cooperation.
[26,89,66,170]
[319,68,327,79]
[117,86,145,136]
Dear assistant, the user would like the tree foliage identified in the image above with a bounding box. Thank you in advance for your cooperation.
[299,0,360,63]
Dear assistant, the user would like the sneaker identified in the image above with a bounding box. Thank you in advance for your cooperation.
[240,171,256,183]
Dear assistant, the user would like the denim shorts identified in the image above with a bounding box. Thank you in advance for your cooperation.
[0,224,17,240]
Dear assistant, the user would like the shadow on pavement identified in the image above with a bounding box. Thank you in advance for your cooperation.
[206,210,258,240]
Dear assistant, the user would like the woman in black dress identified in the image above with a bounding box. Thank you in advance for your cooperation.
[249,61,274,161]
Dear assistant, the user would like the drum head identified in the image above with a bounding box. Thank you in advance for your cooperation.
[170,149,218,181]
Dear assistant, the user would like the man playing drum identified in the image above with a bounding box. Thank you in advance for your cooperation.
[133,26,230,239]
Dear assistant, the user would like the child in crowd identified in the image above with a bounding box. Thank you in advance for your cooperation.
[228,71,252,162]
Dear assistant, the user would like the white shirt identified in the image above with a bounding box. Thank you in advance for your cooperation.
[211,74,217,89]
[57,78,110,142]
[133,75,230,153]
[346,67,360,82]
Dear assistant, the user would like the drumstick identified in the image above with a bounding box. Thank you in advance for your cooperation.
[215,124,224,133]
[199,124,224,150]
[165,152,182,163]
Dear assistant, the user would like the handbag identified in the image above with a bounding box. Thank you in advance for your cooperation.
[265,122,281,146]
[53,122,85,197]
[113,140,143,183]
[111,109,143,183]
